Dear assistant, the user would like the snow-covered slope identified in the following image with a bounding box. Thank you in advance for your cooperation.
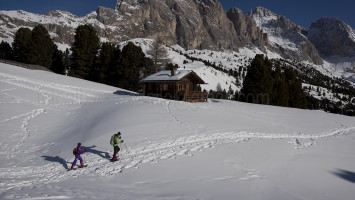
[1,63,355,199]
[124,38,283,92]
[123,38,243,92]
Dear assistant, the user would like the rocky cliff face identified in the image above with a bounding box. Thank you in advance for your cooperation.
[111,0,262,50]
[0,0,268,52]
[0,0,339,66]
[248,7,323,65]
[307,18,355,60]
[226,7,268,49]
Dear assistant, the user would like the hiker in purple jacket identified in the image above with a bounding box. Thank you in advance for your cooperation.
[71,143,86,169]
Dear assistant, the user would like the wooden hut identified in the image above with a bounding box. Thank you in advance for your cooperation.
[140,70,208,102]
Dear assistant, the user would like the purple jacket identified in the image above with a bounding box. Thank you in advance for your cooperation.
[76,146,85,155]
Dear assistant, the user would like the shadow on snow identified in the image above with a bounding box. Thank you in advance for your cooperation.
[332,169,355,184]
[85,145,111,160]
[42,155,69,170]
[42,146,110,170]
[113,90,138,96]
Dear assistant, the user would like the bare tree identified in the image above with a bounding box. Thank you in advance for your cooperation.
[147,36,171,72]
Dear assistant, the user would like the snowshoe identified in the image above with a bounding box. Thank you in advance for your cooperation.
[110,158,119,162]
[68,165,87,171]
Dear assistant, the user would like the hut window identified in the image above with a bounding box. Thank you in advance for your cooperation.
[177,84,184,91]
[163,84,168,91]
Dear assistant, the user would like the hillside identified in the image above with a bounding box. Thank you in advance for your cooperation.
[1,63,355,199]
[1,1,354,96]
[124,38,355,115]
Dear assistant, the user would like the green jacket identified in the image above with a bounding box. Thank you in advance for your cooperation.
[113,135,121,147]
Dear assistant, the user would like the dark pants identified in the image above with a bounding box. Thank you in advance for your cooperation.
[72,155,83,167]
[112,145,120,160]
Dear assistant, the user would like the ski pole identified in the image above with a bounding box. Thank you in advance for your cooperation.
[122,141,129,154]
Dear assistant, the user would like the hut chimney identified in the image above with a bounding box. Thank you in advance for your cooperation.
[171,69,177,76]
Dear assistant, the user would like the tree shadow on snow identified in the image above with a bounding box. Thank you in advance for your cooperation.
[332,169,355,184]
[113,90,138,96]
[85,145,111,160]
[42,155,69,170]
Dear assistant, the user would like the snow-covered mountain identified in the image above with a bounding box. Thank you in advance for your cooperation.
[308,18,355,59]
[0,9,118,51]
[247,8,355,80]
[308,18,355,76]
[248,7,323,65]
[0,0,354,91]
[1,0,267,52]
[0,0,323,65]
[1,62,355,199]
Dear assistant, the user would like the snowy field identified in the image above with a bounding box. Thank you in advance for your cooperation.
[1,63,355,200]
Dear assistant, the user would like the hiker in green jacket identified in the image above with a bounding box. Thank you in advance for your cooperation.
[111,132,123,161]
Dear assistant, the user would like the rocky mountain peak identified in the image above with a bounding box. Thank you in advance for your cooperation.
[111,0,243,50]
[308,17,355,59]
[226,7,268,49]
[250,7,277,18]
[1,0,350,67]
[248,7,323,65]
[46,10,79,19]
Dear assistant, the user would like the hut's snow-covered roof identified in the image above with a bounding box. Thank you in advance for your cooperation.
[141,70,205,84]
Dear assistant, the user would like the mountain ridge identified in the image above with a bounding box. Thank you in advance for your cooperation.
[248,7,323,65]
[0,0,324,64]
[0,0,354,83]
[308,17,355,59]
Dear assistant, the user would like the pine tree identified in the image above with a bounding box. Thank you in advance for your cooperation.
[28,24,57,69]
[271,65,289,106]
[165,63,179,71]
[93,42,115,83]
[12,27,32,63]
[0,41,13,60]
[120,42,152,91]
[284,68,306,108]
[106,46,122,87]
[51,49,64,74]
[241,54,273,104]
[216,83,222,92]
[63,48,71,72]
[70,24,100,79]
[228,86,234,96]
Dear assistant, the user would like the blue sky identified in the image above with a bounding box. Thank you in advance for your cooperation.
[1,0,354,29]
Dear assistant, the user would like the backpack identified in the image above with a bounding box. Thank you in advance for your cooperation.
[73,147,78,155]
[110,135,115,145]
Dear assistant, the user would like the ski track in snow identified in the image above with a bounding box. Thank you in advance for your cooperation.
[167,101,192,131]
[1,127,354,191]
[0,72,105,111]
[0,108,45,160]
[13,109,45,155]
[1,69,355,193]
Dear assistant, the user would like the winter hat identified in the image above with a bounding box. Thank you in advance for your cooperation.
[117,132,121,135]
[77,143,81,146]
